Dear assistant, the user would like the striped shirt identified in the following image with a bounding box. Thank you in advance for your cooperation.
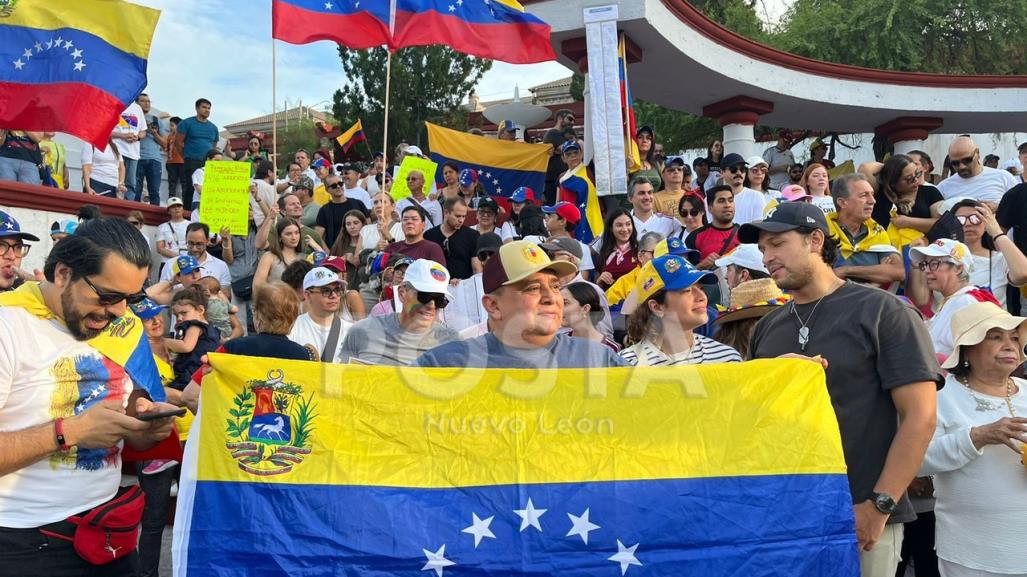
[619,336,741,366]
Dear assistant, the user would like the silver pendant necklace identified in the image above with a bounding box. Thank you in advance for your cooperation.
[958,375,1017,416]
[790,294,828,352]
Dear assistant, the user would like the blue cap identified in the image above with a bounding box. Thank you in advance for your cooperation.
[498,119,518,133]
[50,219,78,237]
[560,140,582,154]
[509,187,535,204]
[130,298,167,321]
[636,254,716,302]
[0,210,40,242]
[172,254,201,276]
[655,236,701,265]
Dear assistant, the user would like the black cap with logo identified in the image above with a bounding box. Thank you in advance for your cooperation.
[738,202,829,244]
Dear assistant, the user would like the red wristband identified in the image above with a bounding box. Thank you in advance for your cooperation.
[54,418,70,451]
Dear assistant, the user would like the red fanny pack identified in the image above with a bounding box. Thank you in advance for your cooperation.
[39,485,145,565]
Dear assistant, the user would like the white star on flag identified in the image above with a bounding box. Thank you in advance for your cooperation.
[461,513,495,548]
[22,48,32,59]
[456,0,462,4]
[12,59,24,70]
[514,498,547,532]
[71,49,83,59]
[54,36,63,47]
[64,40,73,49]
[495,187,503,194]
[566,508,600,545]
[34,42,43,53]
[74,61,86,71]
[447,3,455,10]
[324,1,332,7]
[608,540,642,575]
[421,544,455,577]
[491,178,499,186]
[45,40,53,49]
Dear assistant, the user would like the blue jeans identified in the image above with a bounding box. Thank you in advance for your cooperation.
[136,159,162,205]
[0,157,41,185]
[122,157,138,201]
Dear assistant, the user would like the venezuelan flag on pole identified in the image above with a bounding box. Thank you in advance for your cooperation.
[559,163,603,243]
[335,119,367,153]
[173,356,859,576]
[426,121,549,206]
[0,0,159,149]
[272,0,391,49]
[393,0,556,64]
[619,34,642,173]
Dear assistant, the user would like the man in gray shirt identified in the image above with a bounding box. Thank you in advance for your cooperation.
[340,259,458,365]
[763,129,796,190]
[415,241,626,369]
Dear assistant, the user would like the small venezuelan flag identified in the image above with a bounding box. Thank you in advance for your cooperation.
[173,356,859,576]
[0,0,160,149]
[335,119,367,153]
[393,0,556,64]
[559,163,604,244]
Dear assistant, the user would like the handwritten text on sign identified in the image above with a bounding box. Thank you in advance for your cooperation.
[200,161,251,234]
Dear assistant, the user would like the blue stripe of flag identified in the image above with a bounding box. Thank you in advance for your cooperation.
[397,0,546,25]
[429,153,545,199]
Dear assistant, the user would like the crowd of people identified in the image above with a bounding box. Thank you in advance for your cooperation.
[1,96,1027,577]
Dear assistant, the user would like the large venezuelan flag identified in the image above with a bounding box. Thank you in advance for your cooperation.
[619,35,642,173]
[427,122,549,209]
[559,163,604,243]
[173,356,859,576]
[272,0,391,49]
[393,0,556,64]
[0,0,159,149]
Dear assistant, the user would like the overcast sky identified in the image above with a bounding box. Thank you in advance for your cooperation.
[138,0,790,126]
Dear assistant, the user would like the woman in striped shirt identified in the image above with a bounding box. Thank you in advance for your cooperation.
[620,254,741,366]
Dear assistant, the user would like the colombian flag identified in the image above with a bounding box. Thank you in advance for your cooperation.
[559,163,603,244]
[393,0,556,64]
[272,0,391,49]
[0,0,159,149]
[619,35,642,173]
[173,356,858,576]
[426,122,550,212]
[335,119,367,153]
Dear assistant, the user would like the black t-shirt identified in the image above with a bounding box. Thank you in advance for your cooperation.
[543,128,567,182]
[315,199,369,249]
[871,184,943,228]
[171,320,222,390]
[423,226,479,279]
[223,333,313,361]
[749,282,942,524]
[997,182,1027,256]
[0,132,42,165]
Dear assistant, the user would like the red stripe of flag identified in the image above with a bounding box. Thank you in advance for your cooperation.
[393,11,555,64]
[272,1,390,49]
[341,131,366,153]
[0,82,129,149]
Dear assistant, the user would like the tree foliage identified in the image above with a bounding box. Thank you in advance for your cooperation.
[332,46,492,155]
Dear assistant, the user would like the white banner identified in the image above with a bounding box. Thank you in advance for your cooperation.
[584,6,627,198]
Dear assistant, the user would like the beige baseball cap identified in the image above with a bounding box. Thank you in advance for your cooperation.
[482,240,577,293]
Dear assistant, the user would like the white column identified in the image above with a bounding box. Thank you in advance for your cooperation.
[583,4,626,197]
[722,123,755,159]
[893,139,927,156]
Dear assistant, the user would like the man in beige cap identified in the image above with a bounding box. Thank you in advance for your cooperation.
[414,241,626,368]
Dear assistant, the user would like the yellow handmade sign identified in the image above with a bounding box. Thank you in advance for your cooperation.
[199,161,250,234]
[390,155,438,202]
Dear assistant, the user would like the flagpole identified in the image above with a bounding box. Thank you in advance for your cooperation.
[382,0,397,170]
[272,38,278,167]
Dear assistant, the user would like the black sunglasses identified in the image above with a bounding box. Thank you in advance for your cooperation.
[327,182,344,189]
[950,153,977,168]
[309,285,344,296]
[726,165,747,174]
[415,291,449,309]
[83,275,148,306]
[681,209,703,218]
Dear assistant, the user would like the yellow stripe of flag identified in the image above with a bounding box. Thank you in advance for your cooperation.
[197,356,846,487]
[5,0,160,59]
[426,122,550,173]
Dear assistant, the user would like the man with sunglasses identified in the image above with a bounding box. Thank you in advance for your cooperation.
[288,267,353,363]
[0,218,178,576]
[340,259,458,365]
[315,174,370,250]
[938,136,1016,210]
[721,153,766,225]
[542,109,576,205]
[0,211,38,293]
[396,170,443,228]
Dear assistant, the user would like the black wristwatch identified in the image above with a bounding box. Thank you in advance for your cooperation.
[871,492,897,515]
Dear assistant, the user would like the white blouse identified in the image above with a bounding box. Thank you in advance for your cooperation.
[920,375,1027,573]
